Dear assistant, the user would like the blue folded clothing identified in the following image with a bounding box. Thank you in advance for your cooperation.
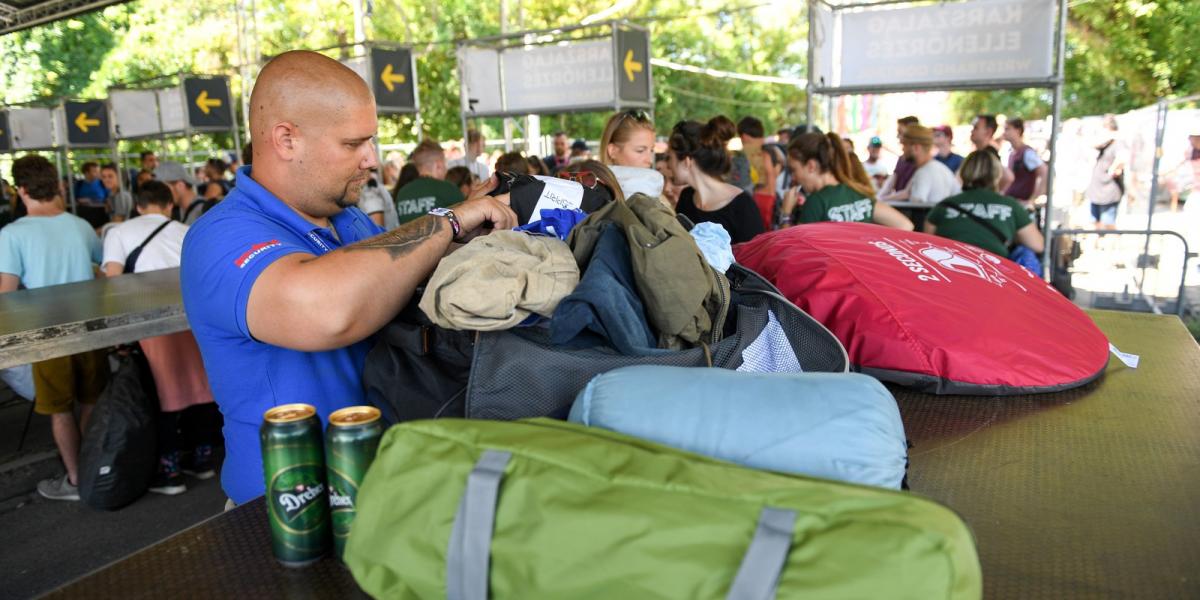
[515,208,589,241]
[549,223,658,355]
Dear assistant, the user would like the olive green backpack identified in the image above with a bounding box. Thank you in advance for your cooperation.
[346,419,981,599]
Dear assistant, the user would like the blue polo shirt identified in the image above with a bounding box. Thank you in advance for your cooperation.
[181,166,384,503]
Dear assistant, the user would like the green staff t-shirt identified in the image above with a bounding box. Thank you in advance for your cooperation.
[798,183,873,224]
[393,177,464,224]
[927,188,1032,256]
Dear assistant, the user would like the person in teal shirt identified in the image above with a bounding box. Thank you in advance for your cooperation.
[780,132,913,230]
[925,149,1044,257]
[0,155,107,502]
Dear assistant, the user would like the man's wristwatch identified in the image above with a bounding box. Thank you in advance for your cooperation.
[428,207,463,240]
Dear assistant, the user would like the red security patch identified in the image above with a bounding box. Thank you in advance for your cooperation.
[234,240,283,268]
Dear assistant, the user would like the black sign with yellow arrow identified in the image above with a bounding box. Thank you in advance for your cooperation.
[184,77,234,130]
[0,111,10,153]
[370,47,417,114]
[65,100,111,146]
[617,28,651,104]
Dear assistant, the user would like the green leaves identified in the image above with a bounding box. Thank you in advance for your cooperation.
[950,0,1200,122]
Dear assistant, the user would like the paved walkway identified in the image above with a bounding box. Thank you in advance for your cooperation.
[0,388,225,599]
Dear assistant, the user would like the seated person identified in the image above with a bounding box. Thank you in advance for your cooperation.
[781,132,912,230]
[925,150,1044,257]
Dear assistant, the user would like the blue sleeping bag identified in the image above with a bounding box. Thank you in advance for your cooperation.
[568,366,907,489]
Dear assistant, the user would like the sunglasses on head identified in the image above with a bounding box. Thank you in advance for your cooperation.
[617,109,651,125]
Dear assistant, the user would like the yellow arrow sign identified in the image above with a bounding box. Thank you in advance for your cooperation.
[195,90,223,115]
[380,63,407,92]
[74,112,100,133]
[623,49,643,82]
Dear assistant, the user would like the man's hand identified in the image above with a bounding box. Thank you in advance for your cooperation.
[451,175,518,240]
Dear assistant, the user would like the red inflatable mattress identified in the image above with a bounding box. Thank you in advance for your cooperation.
[734,223,1109,395]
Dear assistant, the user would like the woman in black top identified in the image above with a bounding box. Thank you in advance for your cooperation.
[668,116,766,243]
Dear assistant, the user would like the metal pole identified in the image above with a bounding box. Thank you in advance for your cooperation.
[1142,99,1169,276]
[500,0,513,152]
[62,147,76,214]
[805,0,815,132]
[456,42,471,149]
[1040,0,1068,279]
[827,95,834,133]
[228,80,242,162]
[411,49,423,140]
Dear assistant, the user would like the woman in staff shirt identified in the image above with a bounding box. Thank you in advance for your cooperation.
[782,132,913,230]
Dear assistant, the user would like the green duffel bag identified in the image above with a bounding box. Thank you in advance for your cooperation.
[345,418,981,600]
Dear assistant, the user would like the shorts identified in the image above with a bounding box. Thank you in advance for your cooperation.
[1090,201,1119,225]
[32,350,109,415]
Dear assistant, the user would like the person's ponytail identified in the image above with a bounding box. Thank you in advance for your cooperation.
[825,132,875,200]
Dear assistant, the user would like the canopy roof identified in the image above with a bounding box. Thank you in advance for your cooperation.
[0,0,127,35]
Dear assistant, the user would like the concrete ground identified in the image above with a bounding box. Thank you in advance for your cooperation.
[0,387,225,599]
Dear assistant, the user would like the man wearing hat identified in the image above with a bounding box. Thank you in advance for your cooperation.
[863,136,890,191]
[156,161,208,225]
[883,124,960,205]
[569,139,591,164]
[932,125,964,174]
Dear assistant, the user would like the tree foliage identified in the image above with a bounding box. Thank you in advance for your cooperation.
[950,0,1200,121]
[1,0,1196,148]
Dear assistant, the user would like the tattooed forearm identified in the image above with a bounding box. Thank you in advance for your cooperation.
[343,215,446,260]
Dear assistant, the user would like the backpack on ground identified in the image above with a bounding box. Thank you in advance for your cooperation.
[77,352,158,510]
[345,418,982,599]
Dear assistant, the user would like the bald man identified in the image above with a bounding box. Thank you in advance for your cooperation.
[180,51,516,504]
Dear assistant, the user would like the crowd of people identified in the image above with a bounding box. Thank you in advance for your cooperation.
[7,50,1132,508]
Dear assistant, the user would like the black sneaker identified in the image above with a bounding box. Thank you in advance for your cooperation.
[182,444,216,480]
[149,452,187,495]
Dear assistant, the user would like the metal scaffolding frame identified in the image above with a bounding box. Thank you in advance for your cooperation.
[0,0,127,35]
[804,0,1069,278]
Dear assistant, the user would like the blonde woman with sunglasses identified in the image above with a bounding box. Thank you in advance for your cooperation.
[600,110,656,169]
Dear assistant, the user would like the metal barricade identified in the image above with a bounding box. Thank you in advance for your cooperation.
[1052,229,1193,317]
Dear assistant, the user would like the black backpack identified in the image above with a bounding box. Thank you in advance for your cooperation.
[363,264,848,425]
[78,352,158,510]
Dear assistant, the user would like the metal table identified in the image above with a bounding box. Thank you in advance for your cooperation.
[44,498,366,599]
[0,268,188,369]
[45,310,1200,598]
[886,200,936,231]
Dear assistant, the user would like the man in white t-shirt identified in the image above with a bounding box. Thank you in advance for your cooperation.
[863,136,890,191]
[447,128,491,182]
[899,125,961,205]
[102,180,189,275]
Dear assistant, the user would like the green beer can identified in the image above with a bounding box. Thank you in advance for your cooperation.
[261,403,331,567]
[325,406,384,561]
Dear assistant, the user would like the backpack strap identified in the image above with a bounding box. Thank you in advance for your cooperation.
[726,506,797,600]
[934,198,1010,248]
[447,450,511,600]
[122,219,172,274]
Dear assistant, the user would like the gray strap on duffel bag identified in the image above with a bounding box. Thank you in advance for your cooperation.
[446,451,795,600]
[447,450,511,600]
[725,507,797,600]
